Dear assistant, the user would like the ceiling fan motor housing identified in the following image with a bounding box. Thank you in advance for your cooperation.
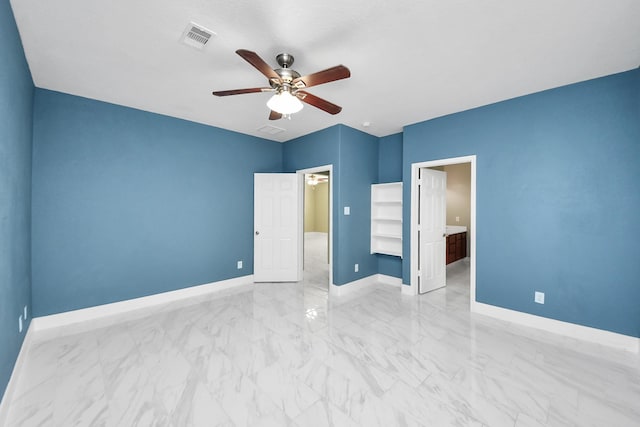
[271,68,301,88]
[271,53,301,87]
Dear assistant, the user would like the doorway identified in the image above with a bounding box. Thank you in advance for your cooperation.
[410,156,476,306]
[297,165,333,289]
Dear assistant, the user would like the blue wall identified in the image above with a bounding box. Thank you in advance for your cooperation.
[378,132,403,183]
[377,133,403,278]
[32,90,282,316]
[0,0,34,402]
[338,126,379,284]
[402,70,640,337]
[283,125,378,285]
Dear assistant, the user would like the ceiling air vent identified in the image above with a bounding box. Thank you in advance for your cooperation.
[257,125,285,135]
[181,22,215,50]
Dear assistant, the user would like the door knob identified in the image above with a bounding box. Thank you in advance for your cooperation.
[255,231,260,235]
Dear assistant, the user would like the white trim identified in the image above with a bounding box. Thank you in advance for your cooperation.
[401,284,414,295]
[297,164,333,289]
[0,324,35,425]
[31,275,253,332]
[410,155,476,303]
[472,301,640,353]
[330,275,378,296]
[329,274,401,296]
[376,274,402,287]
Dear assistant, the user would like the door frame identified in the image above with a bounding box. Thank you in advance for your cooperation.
[409,155,476,307]
[297,164,333,288]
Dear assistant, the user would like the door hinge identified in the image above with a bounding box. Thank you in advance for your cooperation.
[417,269,421,277]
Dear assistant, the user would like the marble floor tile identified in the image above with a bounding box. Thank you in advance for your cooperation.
[293,399,358,427]
[4,233,639,426]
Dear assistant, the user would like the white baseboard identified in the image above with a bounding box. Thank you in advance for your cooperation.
[376,274,402,287]
[329,274,404,296]
[32,275,254,332]
[0,323,35,425]
[401,283,415,295]
[472,301,639,353]
[330,275,379,296]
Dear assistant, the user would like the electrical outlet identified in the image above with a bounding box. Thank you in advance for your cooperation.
[18,316,23,333]
[354,263,359,272]
[534,291,545,304]
[237,260,243,269]
[456,216,460,222]
[24,305,27,320]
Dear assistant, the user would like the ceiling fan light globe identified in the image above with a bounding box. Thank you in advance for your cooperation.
[267,92,303,115]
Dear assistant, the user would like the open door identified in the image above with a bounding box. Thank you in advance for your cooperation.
[254,173,301,282]
[418,168,447,293]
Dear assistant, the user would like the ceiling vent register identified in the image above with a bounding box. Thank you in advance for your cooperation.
[181,22,215,50]
[257,125,285,135]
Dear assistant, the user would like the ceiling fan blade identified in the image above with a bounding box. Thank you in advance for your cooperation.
[292,65,350,89]
[236,49,281,82]
[269,110,283,120]
[296,91,342,115]
[212,87,273,96]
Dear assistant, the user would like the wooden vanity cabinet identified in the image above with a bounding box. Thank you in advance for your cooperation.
[446,232,467,265]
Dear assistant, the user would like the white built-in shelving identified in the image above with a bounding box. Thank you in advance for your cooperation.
[371,182,402,257]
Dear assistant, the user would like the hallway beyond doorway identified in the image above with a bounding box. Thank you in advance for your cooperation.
[304,232,329,291]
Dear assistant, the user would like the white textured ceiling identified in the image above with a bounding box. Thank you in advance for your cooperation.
[10,0,640,142]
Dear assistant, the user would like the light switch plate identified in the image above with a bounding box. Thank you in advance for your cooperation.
[534,291,545,304]
[344,206,350,215]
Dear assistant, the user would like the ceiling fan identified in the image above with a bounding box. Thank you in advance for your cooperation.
[212,49,350,120]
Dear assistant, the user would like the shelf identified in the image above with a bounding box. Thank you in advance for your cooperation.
[372,233,402,239]
[371,247,402,257]
[371,182,403,258]
[372,200,402,205]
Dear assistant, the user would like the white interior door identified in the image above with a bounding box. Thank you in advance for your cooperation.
[254,173,301,282]
[418,168,447,293]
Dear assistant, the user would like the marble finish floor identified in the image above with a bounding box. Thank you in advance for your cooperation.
[4,233,640,426]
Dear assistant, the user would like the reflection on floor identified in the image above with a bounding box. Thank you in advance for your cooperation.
[304,232,329,292]
[4,256,640,426]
